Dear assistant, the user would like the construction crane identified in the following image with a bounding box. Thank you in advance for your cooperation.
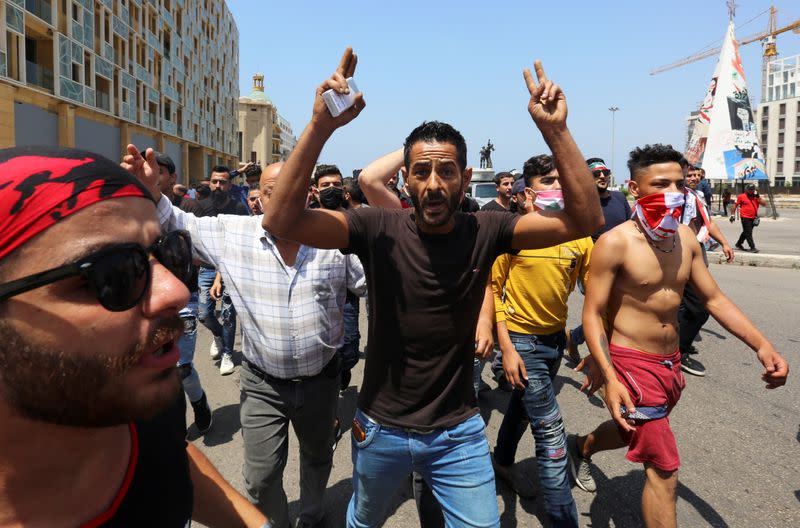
[650,6,800,102]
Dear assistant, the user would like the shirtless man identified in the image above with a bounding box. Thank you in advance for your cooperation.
[569,144,788,527]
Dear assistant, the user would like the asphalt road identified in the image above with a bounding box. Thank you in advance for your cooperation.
[188,264,799,528]
[711,207,800,256]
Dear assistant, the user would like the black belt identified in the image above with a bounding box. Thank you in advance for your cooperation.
[244,354,340,384]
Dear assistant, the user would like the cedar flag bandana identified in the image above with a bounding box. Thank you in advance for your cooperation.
[588,161,610,173]
[632,191,685,241]
[0,147,152,260]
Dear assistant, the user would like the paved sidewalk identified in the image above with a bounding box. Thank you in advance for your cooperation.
[705,207,800,269]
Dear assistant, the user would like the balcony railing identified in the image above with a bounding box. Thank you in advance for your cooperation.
[26,61,54,92]
[25,0,53,25]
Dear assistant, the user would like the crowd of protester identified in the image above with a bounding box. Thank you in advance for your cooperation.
[0,48,788,528]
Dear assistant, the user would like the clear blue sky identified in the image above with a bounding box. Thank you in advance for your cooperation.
[227,0,800,178]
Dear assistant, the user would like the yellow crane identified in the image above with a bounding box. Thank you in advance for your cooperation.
[650,6,800,102]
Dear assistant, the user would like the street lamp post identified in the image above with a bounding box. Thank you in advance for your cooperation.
[609,106,619,187]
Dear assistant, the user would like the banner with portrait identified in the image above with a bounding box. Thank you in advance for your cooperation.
[685,22,768,180]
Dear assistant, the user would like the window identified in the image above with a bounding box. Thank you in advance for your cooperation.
[779,117,785,130]
[250,151,257,163]
[72,3,80,22]
[777,146,783,158]
[779,132,785,144]
[780,103,786,115]
[72,63,81,83]
[776,160,783,173]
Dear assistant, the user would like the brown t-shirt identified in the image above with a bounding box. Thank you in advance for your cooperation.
[343,207,519,429]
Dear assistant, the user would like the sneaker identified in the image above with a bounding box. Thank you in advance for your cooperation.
[749,248,760,254]
[735,243,745,251]
[680,353,706,377]
[209,336,222,360]
[565,330,581,365]
[219,353,235,375]
[190,392,213,434]
[492,454,537,499]
[340,369,351,392]
[567,435,596,493]
[332,419,343,453]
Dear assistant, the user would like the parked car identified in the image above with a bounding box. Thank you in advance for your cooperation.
[466,182,496,208]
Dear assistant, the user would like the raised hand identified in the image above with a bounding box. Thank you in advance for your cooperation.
[311,47,366,134]
[120,144,160,200]
[523,60,567,130]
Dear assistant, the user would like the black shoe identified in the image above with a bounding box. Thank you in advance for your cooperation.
[735,243,745,251]
[684,345,699,355]
[340,369,351,392]
[749,248,760,254]
[191,392,213,434]
[680,353,706,377]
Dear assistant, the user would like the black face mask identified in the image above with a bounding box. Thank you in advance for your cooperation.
[319,186,344,210]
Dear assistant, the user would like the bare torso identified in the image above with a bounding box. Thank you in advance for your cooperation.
[606,221,695,356]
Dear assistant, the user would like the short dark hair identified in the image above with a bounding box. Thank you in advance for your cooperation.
[210,165,230,178]
[494,171,514,185]
[195,183,211,199]
[403,121,467,172]
[343,177,367,205]
[687,163,705,174]
[314,164,343,186]
[627,144,684,181]
[522,154,555,187]
[585,157,605,166]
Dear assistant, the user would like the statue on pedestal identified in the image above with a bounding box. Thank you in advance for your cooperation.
[479,140,494,169]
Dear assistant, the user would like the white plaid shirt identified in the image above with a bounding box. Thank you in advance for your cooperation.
[157,196,366,379]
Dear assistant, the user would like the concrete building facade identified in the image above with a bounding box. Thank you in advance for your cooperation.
[0,0,239,184]
[757,54,800,188]
[238,73,296,166]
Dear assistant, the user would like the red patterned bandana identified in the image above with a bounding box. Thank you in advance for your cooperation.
[0,147,152,260]
[632,191,685,241]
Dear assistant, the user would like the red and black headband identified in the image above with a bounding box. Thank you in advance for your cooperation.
[0,146,152,260]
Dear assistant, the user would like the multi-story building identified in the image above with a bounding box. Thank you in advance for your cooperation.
[238,73,296,165]
[756,54,800,188]
[0,0,239,184]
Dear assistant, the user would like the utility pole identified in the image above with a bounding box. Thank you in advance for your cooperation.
[609,106,619,187]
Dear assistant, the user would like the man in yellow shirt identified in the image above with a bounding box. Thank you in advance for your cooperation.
[492,154,592,528]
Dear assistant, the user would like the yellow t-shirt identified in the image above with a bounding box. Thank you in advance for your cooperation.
[492,237,592,335]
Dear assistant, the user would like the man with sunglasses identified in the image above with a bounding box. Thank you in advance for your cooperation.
[566,157,631,362]
[0,147,268,527]
[196,165,249,376]
[123,151,366,528]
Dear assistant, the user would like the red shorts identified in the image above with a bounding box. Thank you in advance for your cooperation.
[610,344,686,472]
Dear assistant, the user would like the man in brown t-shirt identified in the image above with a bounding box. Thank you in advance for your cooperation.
[262,48,604,527]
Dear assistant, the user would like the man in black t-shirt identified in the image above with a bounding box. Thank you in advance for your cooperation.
[0,147,267,527]
[195,165,249,376]
[262,49,603,527]
[481,171,515,212]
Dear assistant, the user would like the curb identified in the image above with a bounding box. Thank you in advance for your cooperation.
[708,251,800,269]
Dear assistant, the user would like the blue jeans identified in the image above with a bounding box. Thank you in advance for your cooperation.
[177,292,203,402]
[347,410,500,528]
[569,324,585,347]
[494,331,578,528]
[339,292,361,371]
[197,267,236,356]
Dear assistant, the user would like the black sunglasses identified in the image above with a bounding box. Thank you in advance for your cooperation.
[0,230,193,312]
[592,169,611,178]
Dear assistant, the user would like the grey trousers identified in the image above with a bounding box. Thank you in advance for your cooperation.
[240,361,339,528]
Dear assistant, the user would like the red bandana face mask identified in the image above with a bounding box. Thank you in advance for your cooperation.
[632,191,685,241]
